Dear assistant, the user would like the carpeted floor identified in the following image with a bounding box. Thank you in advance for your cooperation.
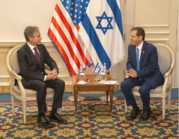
[0,89,178,139]
[0,88,178,102]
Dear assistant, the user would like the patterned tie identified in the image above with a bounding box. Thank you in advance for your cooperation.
[33,47,41,63]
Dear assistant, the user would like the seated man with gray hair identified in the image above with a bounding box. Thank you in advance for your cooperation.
[17,26,67,128]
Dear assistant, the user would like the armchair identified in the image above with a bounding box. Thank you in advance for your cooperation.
[6,44,58,124]
[124,43,175,120]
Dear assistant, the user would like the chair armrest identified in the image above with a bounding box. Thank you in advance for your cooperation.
[11,70,22,80]
[164,68,173,78]
[161,75,168,95]
[161,74,172,96]
[11,70,27,99]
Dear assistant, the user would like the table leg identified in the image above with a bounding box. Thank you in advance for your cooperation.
[74,91,78,114]
[110,91,113,114]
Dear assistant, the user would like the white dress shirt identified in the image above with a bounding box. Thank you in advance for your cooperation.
[27,42,40,55]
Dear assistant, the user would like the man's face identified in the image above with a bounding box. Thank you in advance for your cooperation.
[130,30,142,46]
[29,30,42,46]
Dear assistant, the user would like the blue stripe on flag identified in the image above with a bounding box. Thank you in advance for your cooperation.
[93,62,99,71]
[82,15,111,70]
[107,0,123,38]
[93,62,101,73]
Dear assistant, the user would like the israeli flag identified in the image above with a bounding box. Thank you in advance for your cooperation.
[93,62,101,73]
[79,0,125,71]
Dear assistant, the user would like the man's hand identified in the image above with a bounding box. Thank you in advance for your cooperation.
[46,69,58,80]
[46,73,54,80]
[127,69,138,78]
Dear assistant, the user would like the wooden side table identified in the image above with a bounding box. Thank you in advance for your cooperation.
[72,74,119,114]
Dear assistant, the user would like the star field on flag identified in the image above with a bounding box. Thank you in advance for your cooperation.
[61,0,90,26]
[48,0,92,75]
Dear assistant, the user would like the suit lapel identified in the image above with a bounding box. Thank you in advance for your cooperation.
[140,41,147,66]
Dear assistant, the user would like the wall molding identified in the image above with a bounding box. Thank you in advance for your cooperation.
[0,75,10,78]
[0,76,10,86]
[0,41,53,47]
[0,74,72,86]
[145,32,169,35]
[134,25,169,28]
[146,39,169,42]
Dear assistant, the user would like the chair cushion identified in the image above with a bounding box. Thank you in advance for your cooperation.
[12,86,54,100]
[132,84,170,94]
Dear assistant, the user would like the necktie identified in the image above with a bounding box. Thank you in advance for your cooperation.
[136,48,140,71]
[136,48,141,81]
[33,47,41,63]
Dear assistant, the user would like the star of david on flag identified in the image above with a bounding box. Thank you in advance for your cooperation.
[79,0,125,71]
[96,11,113,35]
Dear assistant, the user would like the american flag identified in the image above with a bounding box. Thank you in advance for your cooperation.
[85,62,94,74]
[48,0,92,76]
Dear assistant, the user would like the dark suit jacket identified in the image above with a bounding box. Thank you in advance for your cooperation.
[17,43,59,87]
[126,41,164,89]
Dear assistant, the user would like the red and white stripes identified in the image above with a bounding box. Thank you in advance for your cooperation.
[48,1,92,75]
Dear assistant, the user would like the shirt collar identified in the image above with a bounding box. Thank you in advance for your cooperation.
[137,41,143,50]
[27,42,36,51]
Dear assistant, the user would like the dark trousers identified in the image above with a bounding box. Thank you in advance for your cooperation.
[120,77,152,111]
[24,78,65,113]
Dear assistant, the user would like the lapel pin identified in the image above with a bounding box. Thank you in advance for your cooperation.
[143,51,145,53]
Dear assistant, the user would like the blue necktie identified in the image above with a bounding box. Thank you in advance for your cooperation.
[136,48,140,71]
[136,48,141,81]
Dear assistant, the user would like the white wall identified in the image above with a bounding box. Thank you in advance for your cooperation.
[0,0,58,42]
[0,0,72,92]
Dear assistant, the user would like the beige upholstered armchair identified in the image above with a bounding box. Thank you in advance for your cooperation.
[124,43,175,120]
[6,44,59,124]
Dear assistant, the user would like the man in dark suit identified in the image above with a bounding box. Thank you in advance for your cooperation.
[17,26,67,128]
[121,27,164,120]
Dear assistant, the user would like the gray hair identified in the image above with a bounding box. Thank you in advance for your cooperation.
[24,26,39,41]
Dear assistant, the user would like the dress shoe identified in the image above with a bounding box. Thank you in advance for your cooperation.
[49,112,67,124]
[37,116,54,128]
[139,109,151,121]
[129,107,140,120]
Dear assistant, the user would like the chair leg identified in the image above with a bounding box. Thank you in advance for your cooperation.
[23,102,26,124]
[139,98,143,108]
[167,93,171,111]
[11,94,15,116]
[162,98,165,120]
